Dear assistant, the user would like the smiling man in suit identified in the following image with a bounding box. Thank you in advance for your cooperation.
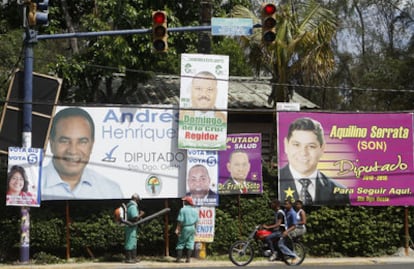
[279,117,350,206]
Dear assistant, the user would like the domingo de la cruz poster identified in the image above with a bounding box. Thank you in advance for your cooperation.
[178,53,229,150]
[277,112,414,206]
[41,106,186,200]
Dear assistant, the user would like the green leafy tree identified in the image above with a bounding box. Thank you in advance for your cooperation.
[230,0,338,105]
[327,0,414,111]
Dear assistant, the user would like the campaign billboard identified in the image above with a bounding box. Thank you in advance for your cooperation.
[186,150,219,206]
[277,112,414,206]
[41,106,186,200]
[218,133,263,195]
[178,53,229,150]
[7,147,42,207]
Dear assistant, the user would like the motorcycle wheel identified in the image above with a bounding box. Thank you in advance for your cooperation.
[228,240,254,266]
[283,239,306,266]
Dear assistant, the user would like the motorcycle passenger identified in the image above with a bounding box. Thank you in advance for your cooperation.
[291,199,307,237]
[262,199,299,262]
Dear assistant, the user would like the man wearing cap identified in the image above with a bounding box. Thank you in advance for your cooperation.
[175,196,199,263]
[124,193,145,263]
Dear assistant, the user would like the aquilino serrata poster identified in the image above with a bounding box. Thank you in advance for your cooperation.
[277,112,414,206]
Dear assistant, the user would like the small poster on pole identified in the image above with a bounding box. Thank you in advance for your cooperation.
[6,147,42,207]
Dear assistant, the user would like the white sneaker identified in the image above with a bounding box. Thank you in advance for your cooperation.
[269,253,277,261]
[290,256,299,264]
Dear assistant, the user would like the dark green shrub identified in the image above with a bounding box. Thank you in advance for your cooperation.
[69,213,123,257]
[31,218,65,254]
[32,251,65,264]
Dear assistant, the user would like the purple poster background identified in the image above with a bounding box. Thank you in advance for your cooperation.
[278,112,414,206]
[218,133,263,194]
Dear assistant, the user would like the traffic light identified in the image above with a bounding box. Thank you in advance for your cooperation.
[261,3,277,44]
[152,10,168,52]
[27,0,49,26]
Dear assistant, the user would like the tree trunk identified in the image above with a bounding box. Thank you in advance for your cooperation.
[60,0,79,54]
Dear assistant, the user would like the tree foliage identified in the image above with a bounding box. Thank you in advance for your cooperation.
[1,0,412,109]
[230,0,338,104]
[323,0,414,111]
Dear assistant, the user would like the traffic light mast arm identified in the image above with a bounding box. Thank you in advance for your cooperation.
[36,25,210,40]
[36,24,261,41]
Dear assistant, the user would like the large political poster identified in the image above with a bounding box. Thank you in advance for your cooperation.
[41,106,186,200]
[277,112,414,206]
[218,133,263,195]
[7,147,42,207]
[178,53,229,150]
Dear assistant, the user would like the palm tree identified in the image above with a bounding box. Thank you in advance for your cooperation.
[231,0,337,105]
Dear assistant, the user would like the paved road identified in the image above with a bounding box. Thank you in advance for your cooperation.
[1,248,413,269]
[1,254,414,269]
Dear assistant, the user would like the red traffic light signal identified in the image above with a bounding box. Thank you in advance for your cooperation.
[263,3,276,15]
[261,3,277,44]
[152,11,168,52]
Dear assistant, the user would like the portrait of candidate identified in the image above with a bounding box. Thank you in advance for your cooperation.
[7,165,37,205]
[279,117,350,206]
[41,107,123,200]
[180,71,226,123]
[221,150,251,194]
[186,164,218,206]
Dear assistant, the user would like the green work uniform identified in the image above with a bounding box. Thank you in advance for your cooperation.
[176,205,199,250]
[124,200,139,250]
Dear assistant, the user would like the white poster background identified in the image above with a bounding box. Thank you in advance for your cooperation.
[41,106,186,200]
[186,150,219,206]
[7,147,42,207]
[178,53,229,150]
[195,206,215,243]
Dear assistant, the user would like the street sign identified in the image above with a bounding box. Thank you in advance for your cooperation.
[276,102,300,111]
[211,18,253,36]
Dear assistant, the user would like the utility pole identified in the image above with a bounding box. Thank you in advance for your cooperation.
[19,0,49,262]
[20,20,37,267]
[198,0,212,54]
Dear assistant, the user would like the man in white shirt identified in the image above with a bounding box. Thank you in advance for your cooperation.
[42,107,123,200]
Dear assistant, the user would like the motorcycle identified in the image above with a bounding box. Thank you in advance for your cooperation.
[228,225,306,266]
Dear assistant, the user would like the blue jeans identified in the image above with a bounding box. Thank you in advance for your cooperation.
[265,231,298,258]
[264,230,282,253]
[278,237,298,258]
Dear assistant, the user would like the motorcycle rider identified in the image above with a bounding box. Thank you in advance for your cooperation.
[262,199,299,262]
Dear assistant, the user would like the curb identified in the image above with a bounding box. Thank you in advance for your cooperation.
[1,255,414,268]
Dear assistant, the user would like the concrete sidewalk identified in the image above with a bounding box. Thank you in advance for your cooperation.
[1,255,414,269]
[1,248,414,269]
